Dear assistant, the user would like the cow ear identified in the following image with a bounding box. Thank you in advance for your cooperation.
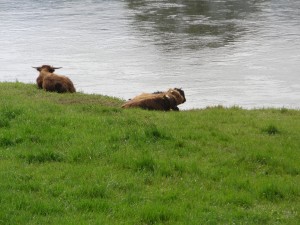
[32,66,41,71]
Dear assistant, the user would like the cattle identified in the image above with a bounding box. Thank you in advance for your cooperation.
[122,88,186,111]
[33,65,76,93]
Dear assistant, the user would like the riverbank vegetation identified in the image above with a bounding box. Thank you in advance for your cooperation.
[0,82,299,224]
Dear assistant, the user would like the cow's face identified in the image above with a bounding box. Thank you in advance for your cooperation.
[175,88,186,103]
[168,88,186,105]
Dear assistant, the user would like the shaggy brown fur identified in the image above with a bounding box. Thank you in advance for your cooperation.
[122,95,173,111]
[33,65,76,93]
[122,88,186,111]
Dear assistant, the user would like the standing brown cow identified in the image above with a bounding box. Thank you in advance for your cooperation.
[33,65,76,93]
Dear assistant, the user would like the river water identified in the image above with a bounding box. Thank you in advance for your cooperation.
[0,0,299,109]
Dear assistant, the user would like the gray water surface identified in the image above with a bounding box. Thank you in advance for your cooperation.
[1,0,299,109]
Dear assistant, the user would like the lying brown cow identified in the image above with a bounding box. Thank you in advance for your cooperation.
[33,65,76,93]
[122,88,186,111]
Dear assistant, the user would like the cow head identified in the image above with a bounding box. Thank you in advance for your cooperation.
[174,88,186,103]
[32,65,62,73]
[167,88,186,105]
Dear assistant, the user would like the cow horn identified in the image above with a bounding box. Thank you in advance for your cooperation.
[52,67,62,69]
[32,66,39,69]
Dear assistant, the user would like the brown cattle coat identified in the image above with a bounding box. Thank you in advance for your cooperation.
[35,65,76,93]
[122,88,186,111]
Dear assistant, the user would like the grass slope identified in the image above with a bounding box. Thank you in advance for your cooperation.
[0,82,299,225]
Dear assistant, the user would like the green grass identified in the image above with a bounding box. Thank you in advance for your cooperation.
[0,82,299,225]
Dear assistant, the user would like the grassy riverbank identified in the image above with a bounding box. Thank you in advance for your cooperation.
[0,82,299,224]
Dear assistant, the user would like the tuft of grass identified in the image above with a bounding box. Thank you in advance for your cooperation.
[0,107,23,120]
[77,185,108,199]
[21,151,64,164]
[140,204,175,225]
[144,124,170,142]
[135,156,156,173]
[0,134,23,147]
[263,124,280,135]
[0,106,23,128]
[260,183,285,202]
[0,118,10,128]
